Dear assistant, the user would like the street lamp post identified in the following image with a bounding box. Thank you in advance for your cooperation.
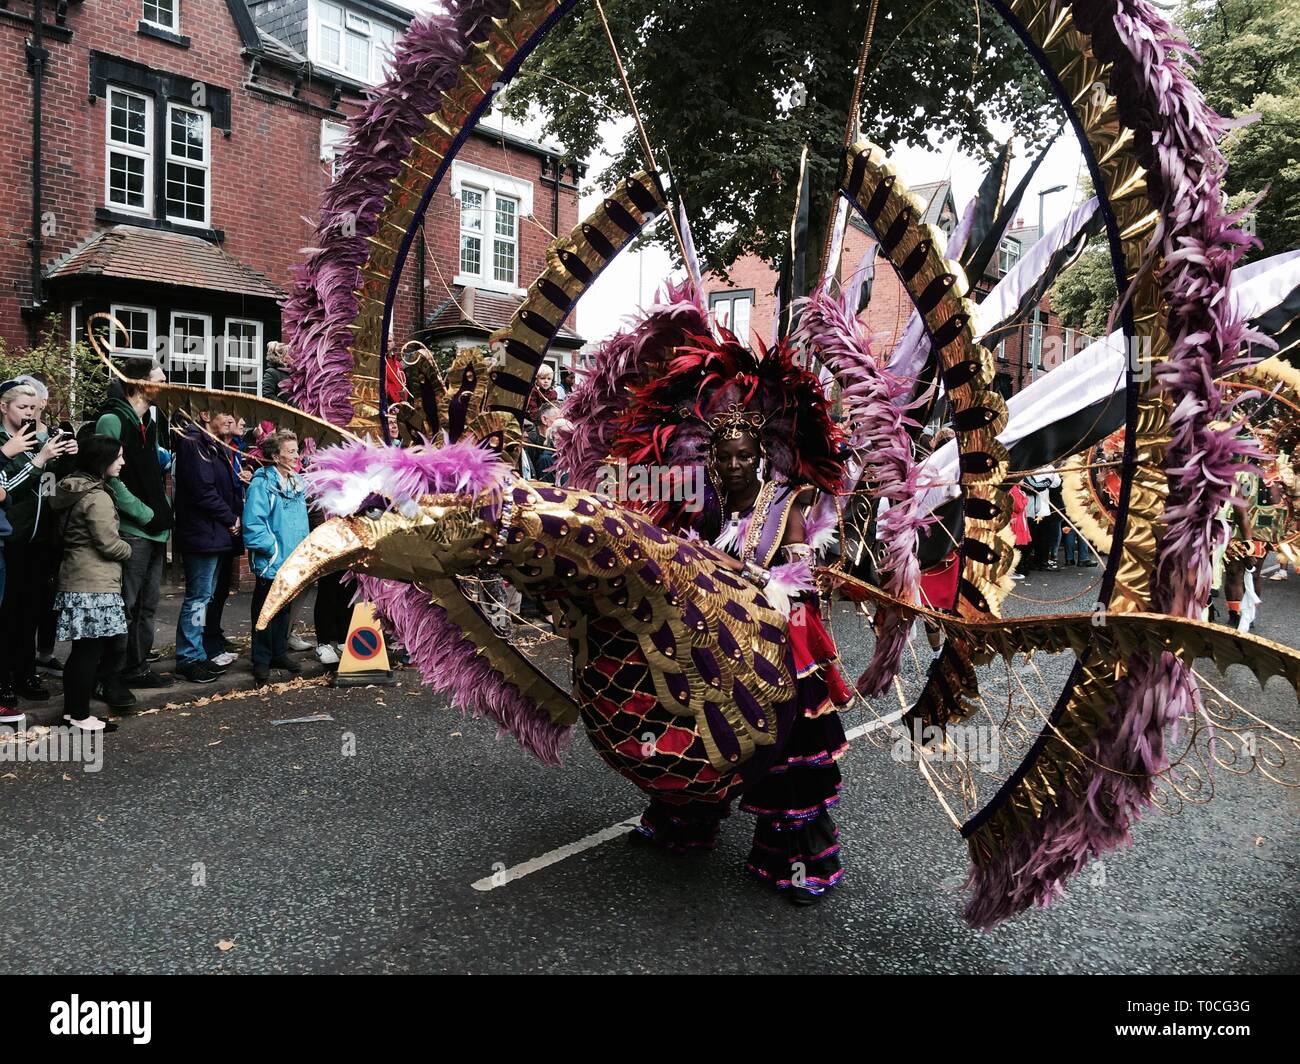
[1030,184,1067,384]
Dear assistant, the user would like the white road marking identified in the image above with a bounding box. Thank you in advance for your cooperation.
[470,708,908,891]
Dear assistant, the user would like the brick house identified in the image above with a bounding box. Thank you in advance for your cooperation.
[700,180,1066,398]
[1,0,583,400]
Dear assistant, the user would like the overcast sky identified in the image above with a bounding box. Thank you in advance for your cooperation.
[382,1,1088,344]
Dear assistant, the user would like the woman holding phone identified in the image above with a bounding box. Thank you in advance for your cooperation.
[0,379,78,716]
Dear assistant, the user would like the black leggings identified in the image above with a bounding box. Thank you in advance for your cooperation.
[251,577,289,666]
[0,537,49,684]
[313,571,352,645]
[63,636,115,719]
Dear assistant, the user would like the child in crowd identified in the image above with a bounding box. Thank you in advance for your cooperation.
[50,435,133,733]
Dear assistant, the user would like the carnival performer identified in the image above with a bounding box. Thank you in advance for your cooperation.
[615,331,854,904]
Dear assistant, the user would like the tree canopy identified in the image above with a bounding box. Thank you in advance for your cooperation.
[503,0,1056,287]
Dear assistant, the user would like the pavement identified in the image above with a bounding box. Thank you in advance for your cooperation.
[1,562,1297,973]
[15,581,332,728]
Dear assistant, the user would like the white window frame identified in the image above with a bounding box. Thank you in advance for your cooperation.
[110,304,157,358]
[164,102,211,228]
[708,290,755,345]
[491,193,519,287]
[105,86,154,218]
[998,236,1021,275]
[458,184,486,281]
[222,318,264,395]
[308,0,399,86]
[450,161,532,295]
[170,311,212,388]
[142,0,180,33]
[320,119,348,180]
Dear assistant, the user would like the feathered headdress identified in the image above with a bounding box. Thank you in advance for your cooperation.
[608,328,845,526]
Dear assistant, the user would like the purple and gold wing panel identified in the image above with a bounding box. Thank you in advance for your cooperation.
[497,482,793,773]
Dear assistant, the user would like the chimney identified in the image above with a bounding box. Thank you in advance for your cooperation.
[460,285,476,322]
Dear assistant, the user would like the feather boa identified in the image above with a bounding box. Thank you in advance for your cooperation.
[792,288,931,696]
[281,0,506,426]
[355,575,571,765]
[305,437,511,518]
[963,0,1267,929]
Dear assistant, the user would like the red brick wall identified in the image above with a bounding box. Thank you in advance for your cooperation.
[0,2,578,352]
[405,132,580,339]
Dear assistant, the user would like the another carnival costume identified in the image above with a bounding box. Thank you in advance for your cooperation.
[610,331,854,901]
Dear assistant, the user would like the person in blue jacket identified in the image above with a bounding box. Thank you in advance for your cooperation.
[243,430,310,685]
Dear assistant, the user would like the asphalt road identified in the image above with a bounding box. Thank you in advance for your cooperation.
[1,564,1297,974]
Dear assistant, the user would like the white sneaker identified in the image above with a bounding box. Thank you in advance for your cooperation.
[287,632,314,652]
[1011,573,1025,581]
[315,643,340,665]
[64,714,105,732]
[211,651,239,666]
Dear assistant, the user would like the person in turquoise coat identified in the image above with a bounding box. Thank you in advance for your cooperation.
[242,430,310,685]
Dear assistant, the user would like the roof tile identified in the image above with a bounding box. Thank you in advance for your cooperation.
[47,225,284,301]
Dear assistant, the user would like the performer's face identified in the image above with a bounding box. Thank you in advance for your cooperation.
[714,433,760,495]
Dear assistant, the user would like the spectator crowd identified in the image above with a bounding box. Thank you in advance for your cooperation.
[0,352,340,734]
[0,350,583,735]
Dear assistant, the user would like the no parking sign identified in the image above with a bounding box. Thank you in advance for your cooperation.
[334,602,394,687]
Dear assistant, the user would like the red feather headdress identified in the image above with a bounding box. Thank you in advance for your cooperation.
[609,328,845,523]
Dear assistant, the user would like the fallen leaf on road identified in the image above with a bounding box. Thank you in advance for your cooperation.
[178,712,192,717]
[62,773,72,781]
[1,772,16,779]
[138,708,160,716]
[216,939,236,952]
[96,816,106,822]
[1255,836,1265,846]
[450,731,462,738]
[272,714,334,726]
[207,740,222,747]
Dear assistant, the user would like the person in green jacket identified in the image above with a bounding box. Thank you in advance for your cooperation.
[93,360,174,707]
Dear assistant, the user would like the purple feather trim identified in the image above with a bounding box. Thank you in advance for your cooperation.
[305,437,511,516]
[356,575,571,765]
[763,557,815,618]
[792,288,931,696]
[802,494,839,552]
[554,280,709,488]
[281,0,505,425]
[962,0,1264,929]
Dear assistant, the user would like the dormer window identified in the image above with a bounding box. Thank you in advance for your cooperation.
[312,1,398,85]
